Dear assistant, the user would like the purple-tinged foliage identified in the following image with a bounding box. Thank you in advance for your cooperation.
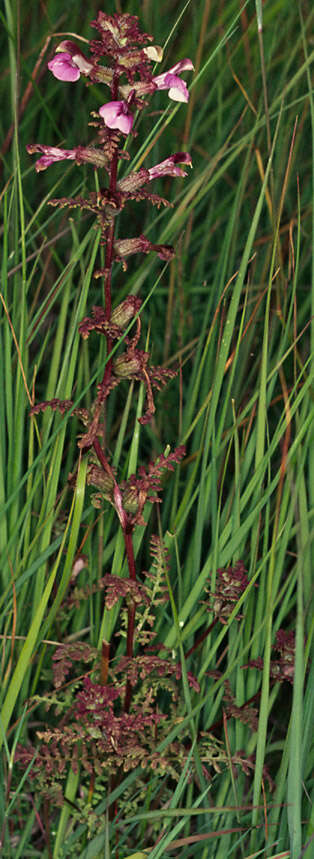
[116,446,186,527]
[205,561,253,624]
[100,574,149,610]
[243,629,296,684]
[52,642,97,689]
[222,679,259,732]
[30,397,89,424]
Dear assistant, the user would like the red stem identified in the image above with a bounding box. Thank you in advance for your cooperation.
[123,529,137,581]
[93,73,137,715]
[123,529,137,712]
[100,163,117,443]
[185,617,218,659]
[124,601,136,713]
[100,639,110,685]
[93,439,137,712]
[92,436,115,482]
[100,73,120,432]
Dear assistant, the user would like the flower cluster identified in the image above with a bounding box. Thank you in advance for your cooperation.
[28,14,193,165]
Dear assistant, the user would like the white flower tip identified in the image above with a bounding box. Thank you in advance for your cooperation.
[179,58,194,71]
[73,54,93,74]
[168,58,194,74]
[168,87,189,103]
[144,45,163,62]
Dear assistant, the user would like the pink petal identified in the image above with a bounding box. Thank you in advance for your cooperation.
[153,72,190,102]
[55,41,93,75]
[27,144,76,171]
[148,153,192,180]
[166,59,194,74]
[48,52,80,82]
[165,75,189,103]
[99,101,133,135]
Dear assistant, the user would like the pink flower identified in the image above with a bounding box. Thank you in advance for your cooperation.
[26,144,76,172]
[48,52,81,82]
[27,143,110,172]
[148,152,192,180]
[153,58,194,102]
[48,41,93,82]
[99,101,133,135]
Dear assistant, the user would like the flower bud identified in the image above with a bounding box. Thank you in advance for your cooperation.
[87,465,115,493]
[122,487,139,514]
[110,296,142,328]
[118,168,149,193]
[113,354,142,378]
[76,147,109,168]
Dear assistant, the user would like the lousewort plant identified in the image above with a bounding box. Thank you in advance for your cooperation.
[16,9,280,848]
[20,6,199,820]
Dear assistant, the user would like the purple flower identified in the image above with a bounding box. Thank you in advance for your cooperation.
[153,58,194,102]
[27,144,109,172]
[48,41,93,82]
[148,152,192,180]
[26,144,76,172]
[99,101,134,135]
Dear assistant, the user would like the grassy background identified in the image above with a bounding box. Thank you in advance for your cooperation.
[0,0,313,856]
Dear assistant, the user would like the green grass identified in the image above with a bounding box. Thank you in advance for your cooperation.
[0,0,313,856]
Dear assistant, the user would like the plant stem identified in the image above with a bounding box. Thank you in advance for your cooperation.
[93,436,114,481]
[123,529,136,581]
[185,617,218,658]
[100,639,110,685]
